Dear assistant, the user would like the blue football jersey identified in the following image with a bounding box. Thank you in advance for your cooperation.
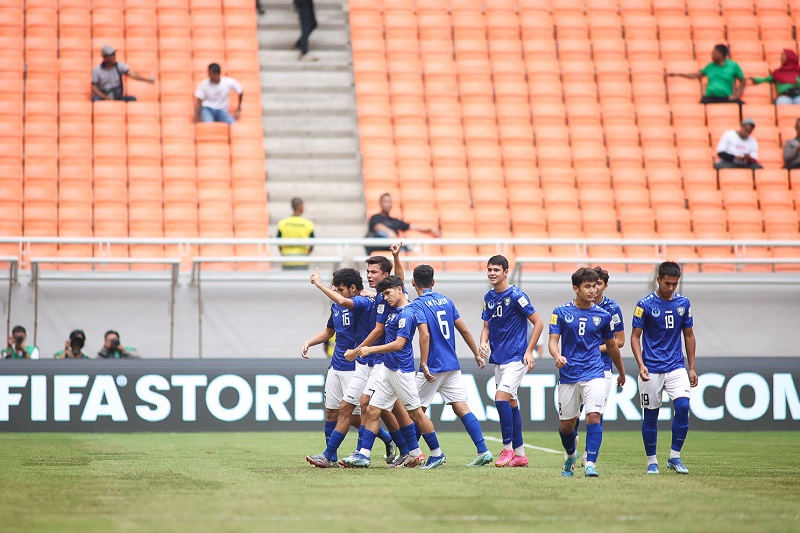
[597,296,624,372]
[326,295,374,368]
[383,305,417,373]
[549,302,613,384]
[411,290,461,374]
[481,285,536,365]
[632,292,694,374]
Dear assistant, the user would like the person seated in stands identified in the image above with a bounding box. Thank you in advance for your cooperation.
[55,330,90,359]
[194,63,243,124]
[91,45,155,102]
[365,193,440,255]
[2,325,39,359]
[97,330,140,359]
[783,118,800,169]
[714,118,763,169]
[749,49,800,105]
[668,44,744,105]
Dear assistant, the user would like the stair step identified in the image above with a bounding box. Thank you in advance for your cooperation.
[261,70,353,92]
[260,50,352,71]
[261,93,356,116]
[263,114,357,136]
[259,29,350,51]
[266,158,361,179]
[265,136,359,158]
[259,8,347,28]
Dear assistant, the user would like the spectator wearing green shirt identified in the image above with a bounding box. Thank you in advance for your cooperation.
[97,330,140,359]
[55,329,90,359]
[749,49,800,105]
[2,325,39,359]
[668,44,744,104]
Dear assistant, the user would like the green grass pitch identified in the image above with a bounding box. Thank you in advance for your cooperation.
[1,431,798,533]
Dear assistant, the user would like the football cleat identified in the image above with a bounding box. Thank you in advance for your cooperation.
[562,454,578,477]
[584,464,599,477]
[306,454,338,468]
[495,448,515,467]
[509,455,529,468]
[647,463,660,475]
[339,453,371,468]
[467,450,494,467]
[667,457,689,474]
[420,454,447,469]
[384,440,398,465]
[388,454,413,468]
[404,453,426,468]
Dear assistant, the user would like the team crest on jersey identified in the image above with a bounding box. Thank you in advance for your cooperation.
[592,316,602,326]
[333,309,340,317]
[651,307,661,317]
[504,297,511,306]
[377,304,385,314]
[487,300,496,309]
[677,306,685,316]
[564,312,574,323]
[398,317,406,328]
[388,313,396,322]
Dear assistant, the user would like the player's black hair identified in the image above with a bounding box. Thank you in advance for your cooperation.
[572,267,599,287]
[290,197,303,211]
[658,261,682,279]
[593,265,610,285]
[208,63,221,74]
[366,255,393,274]
[714,44,729,57]
[380,193,392,201]
[104,330,120,340]
[11,325,25,335]
[376,275,404,293]
[412,264,435,288]
[332,268,364,291]
[487,255,509,271]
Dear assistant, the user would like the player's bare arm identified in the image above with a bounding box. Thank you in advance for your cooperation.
[357,335,407,357]
[310,268,355,309]
[548,333,567,368]
[301,328,334,358]
[630,327,650,381]
[454,318,483,369]
[416,323,435,383]
[605,338,626,387]
[391,242,404,280]
[344,322,386,361]
[684,327,698,387]
[479,320,491,360]
[523,312,544,370]
[599,331,626,352]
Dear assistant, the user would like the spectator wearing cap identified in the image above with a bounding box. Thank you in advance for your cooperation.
[194,63,244,124]
[91,45,155,102]
[668,44,745,105]
[714,118,762,169]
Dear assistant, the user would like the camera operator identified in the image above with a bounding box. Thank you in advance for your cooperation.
[2,325,39,359]
[55,330,89,359]
[97,330,139,359]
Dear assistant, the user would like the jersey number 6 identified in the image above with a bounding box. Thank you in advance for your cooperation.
[436,310,450,339]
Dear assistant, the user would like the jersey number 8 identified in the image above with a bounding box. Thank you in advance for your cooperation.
[578,321,586,336]
[436,310,450,339]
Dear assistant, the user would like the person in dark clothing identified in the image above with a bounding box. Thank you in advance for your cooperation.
[294,0,317,58]
[365,193,439,254]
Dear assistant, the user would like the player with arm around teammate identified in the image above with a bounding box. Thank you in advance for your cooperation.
[479,255,545,467]
[342,276,447,469]
[410,264,493,467]
[631,261,697,475]
[549,268,626,478]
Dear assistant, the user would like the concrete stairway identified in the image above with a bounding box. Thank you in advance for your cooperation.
[258,0,366,241]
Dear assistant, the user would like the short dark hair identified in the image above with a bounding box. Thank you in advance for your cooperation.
[291,197,303,211]
[366,255,393,274]
[487,255,509,271]
[69,329,85,341]
[208,63,221,74]
[413,264,434,288]
[12,325,25,335]
[714,44,729,57]
[593,265,609,285]
[105,330,120,340]
[376,275,404,293]
[658,261,682,279]
[332,268,363,291]
[380,193,392,201]
[572,267,599,287]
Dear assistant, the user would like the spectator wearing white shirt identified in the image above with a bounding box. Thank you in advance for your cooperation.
[714,118,763,169]
[193,63,243,124]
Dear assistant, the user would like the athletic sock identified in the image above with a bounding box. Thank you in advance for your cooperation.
[357,425,365,451]
[671,397,690,454]
[399,423,418,456]
[513,446,525,457]
[647,455,658,465]
[642,408,659,458]
[376,427,392,444]
[414,422,422,443]
[324,430,346,461]
[389,429,409,455]
[574,416,581,433]
[496,400,513,446]
[358,428,376,458]
[422,432,442,457]
[559,428,577,456]
[585,422,603,464]
[511,405,524,451]
[460,412,488,454]
[324,421,337,461]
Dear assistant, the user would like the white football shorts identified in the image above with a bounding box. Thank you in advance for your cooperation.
[604,369,613,406]
[558,377,607,420]
[342,362,373,413]
[324,368,355,410]
[638,368,691,410]
[494,360,528,400]
[417,370,467,407]
[369,364,423,411]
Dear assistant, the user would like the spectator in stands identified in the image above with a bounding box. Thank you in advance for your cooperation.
[714,118,763,169]
[294,0,317,59]
[365,193,440,254]
[668,44,744,105]
[782,118,800,169]
[98,330,140,359]
[55,330,89,359]
[194,63,244,124]
[2,326,39,359]
[91,45,155,102]
[277,197,315,270]
[749,49,800,105]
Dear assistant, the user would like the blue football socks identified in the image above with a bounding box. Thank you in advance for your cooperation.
[585,422,602,464]
[324,429,346,461]
[324,421,336,461]
[559,428,577,456]
[359,428,377,457]
[642,408,659,457]
[399,423,419,453]
[672,397,690,453]
[377,427,392,444]
[460,412,488,453]
[389,429,409,455]
[511,405,524,449]
[357,425,364,451]
[496,400,513,445]
[422,431,442,457]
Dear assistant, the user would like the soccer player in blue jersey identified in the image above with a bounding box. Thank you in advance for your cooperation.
[480,255,545,467]
[549,267,626,478]
[593,266,626,411]
[631,261,697,475]
[303,267,396,468]
[410,264,493,467]
[341,276,447,469]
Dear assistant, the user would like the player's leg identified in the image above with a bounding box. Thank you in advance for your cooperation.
[557,383,581,477]
[341,366,396,468]
[581,378,607,477]
[639,373,667,474]
[395,369,444,468]
[493,363,514,465]
[665,369,692,474]
[441,371,492,466]
[496,361,528,466]
[361,366,400,461]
